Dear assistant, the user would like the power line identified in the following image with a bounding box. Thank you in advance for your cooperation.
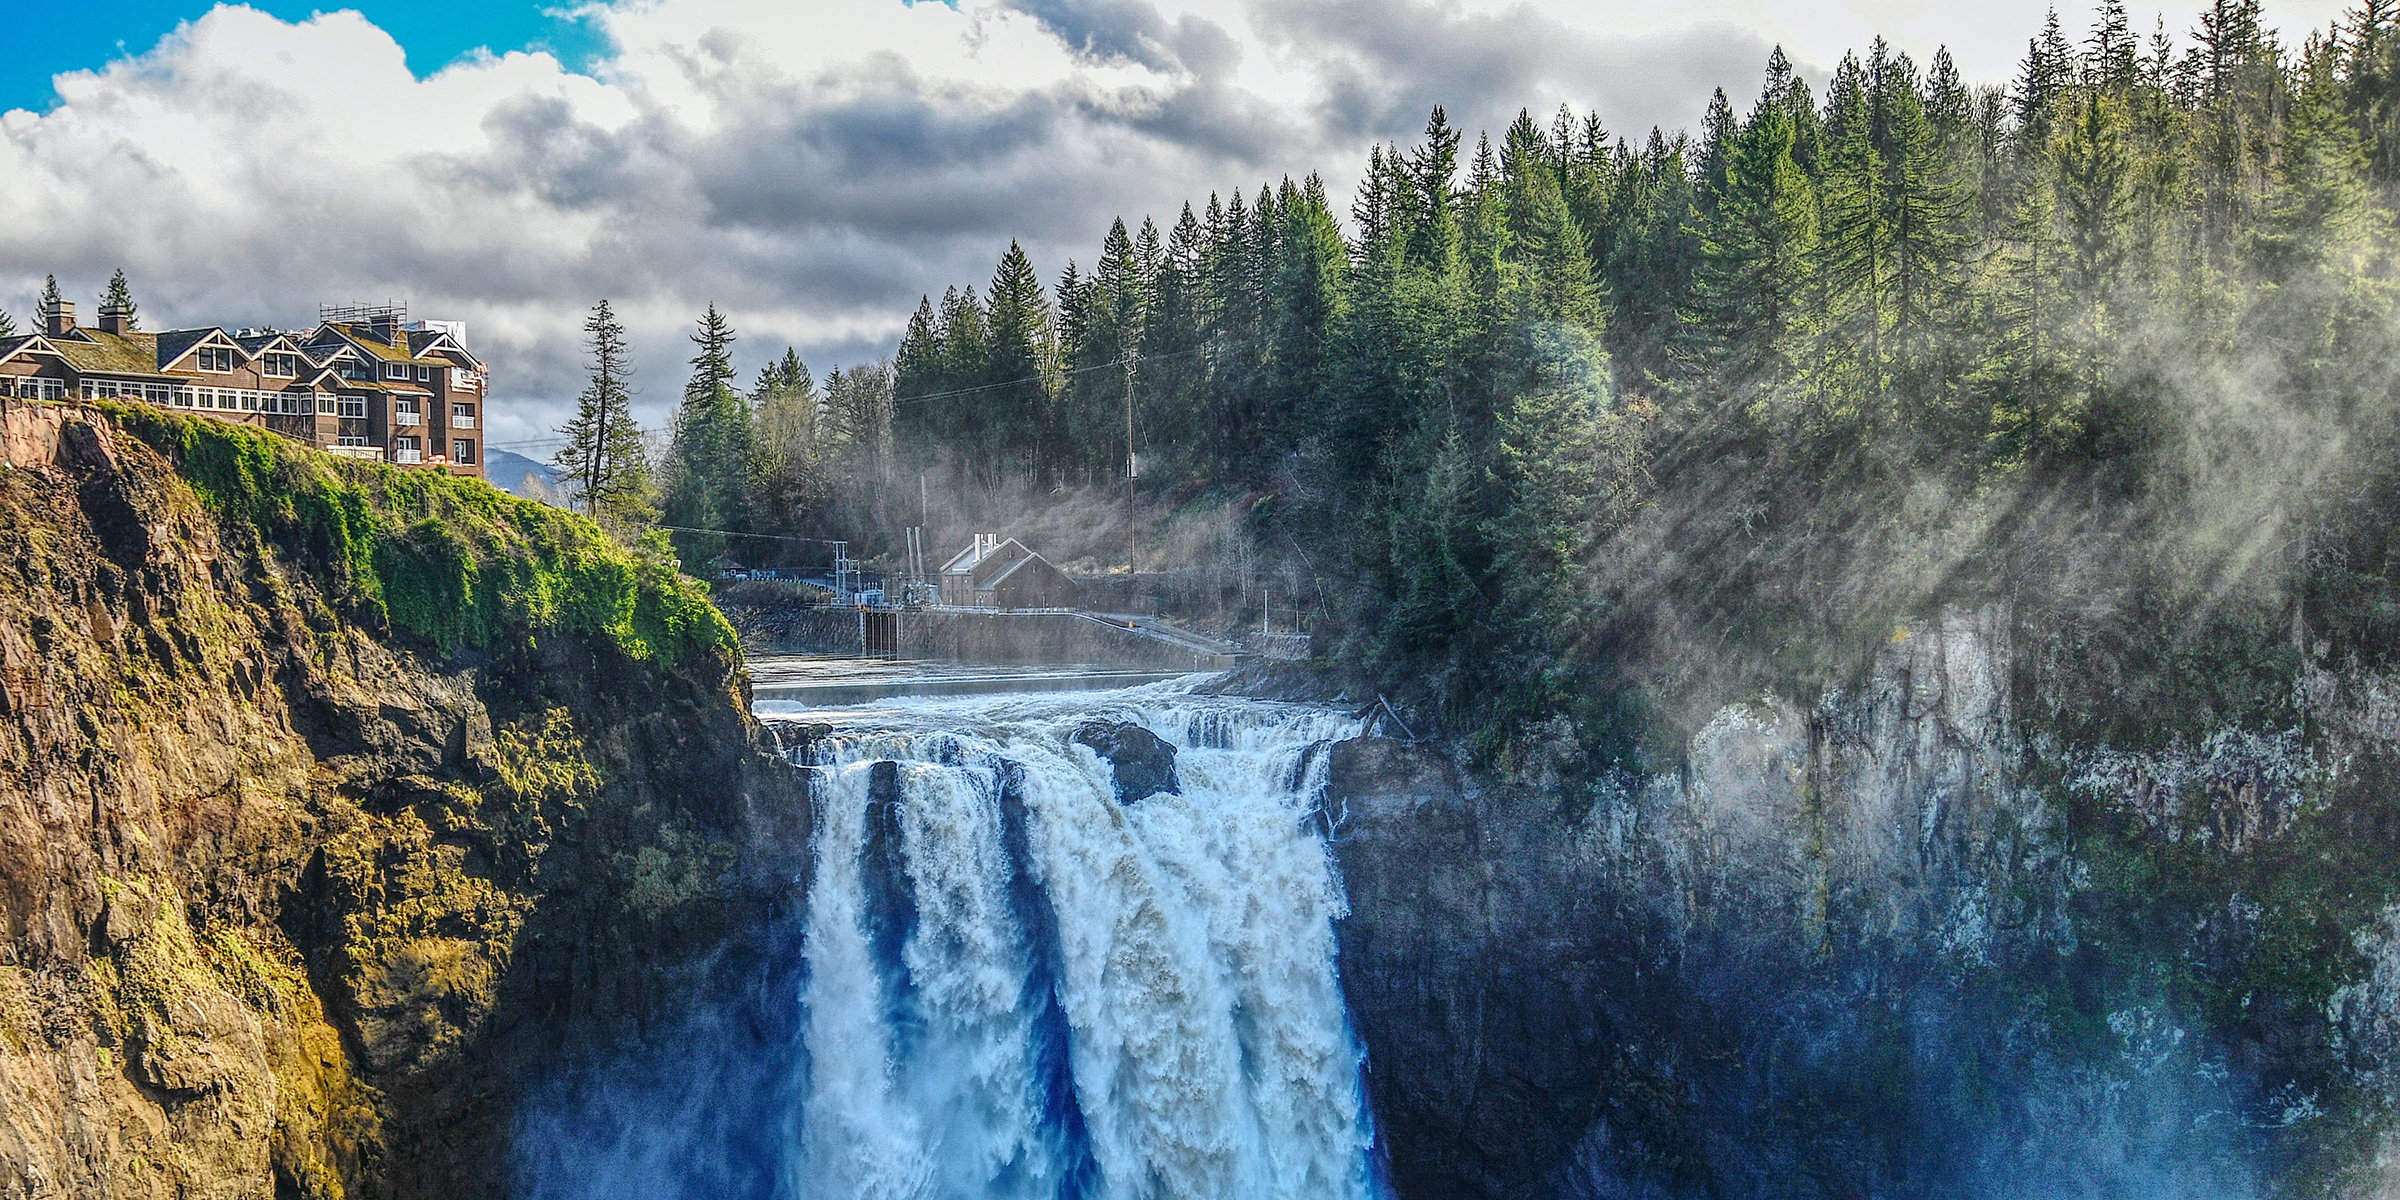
[647,523,851,545]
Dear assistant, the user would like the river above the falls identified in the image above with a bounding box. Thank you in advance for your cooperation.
[515,678,1385,1200]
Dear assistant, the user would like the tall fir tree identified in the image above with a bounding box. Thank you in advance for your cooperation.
[982,242,1056,483]
[100,270,137,329]
[552,299,653,533]
[661,304,752,566]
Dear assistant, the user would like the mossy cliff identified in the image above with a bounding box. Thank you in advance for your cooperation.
[0,400,808,1198]
[1321,606,2400,1200]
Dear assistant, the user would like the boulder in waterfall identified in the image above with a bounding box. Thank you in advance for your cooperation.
[1073,721,1180,803]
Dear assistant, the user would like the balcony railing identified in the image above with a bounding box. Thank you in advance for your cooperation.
[451,414,477,429]
[394,448,423,464]
[325,444,383,460]
[394,408,424,426]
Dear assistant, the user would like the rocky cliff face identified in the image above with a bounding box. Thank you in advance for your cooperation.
[1328,605,2400,1199]
[0,401,809,1199]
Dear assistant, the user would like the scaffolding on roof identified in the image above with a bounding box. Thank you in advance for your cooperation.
[319,301,407,325]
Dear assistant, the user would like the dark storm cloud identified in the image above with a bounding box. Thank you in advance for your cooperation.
[1260,0,1781,145]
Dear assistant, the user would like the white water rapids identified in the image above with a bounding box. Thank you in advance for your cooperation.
[517,683,1384,1200]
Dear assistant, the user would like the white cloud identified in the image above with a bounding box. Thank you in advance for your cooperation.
[0,0,2351,448]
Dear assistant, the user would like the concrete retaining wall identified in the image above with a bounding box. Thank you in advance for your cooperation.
[897,610,1233,670]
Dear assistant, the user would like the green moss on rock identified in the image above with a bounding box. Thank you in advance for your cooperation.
[102,404,735,665]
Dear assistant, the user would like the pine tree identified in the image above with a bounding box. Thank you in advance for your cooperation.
[1765,46,1823,175]
[552,299,653,533]
[38,276,62,327]
[1817,52,1887,410]
[1990,149,2076,459]
[1265,175,1348,455]
[2055,88,2135,407]
[1479,324,1633,720]
[2014,12,2074,154]
[749,347,822,540]
[2346,0,2400,182]
[2193,0,2275,255]
[0,310,14,340]
[2254,30,2388,406]
[892,292,943,455]
[100,269,137,329]
[1403,107,1466,276]
[933,285,989,454]
[1502,118,1603,331]
[2089,0,2142,94]
[982,242,1056,482]
[1690,92,1819,403]
[661,304,752,567]
[1872,44,1969,401]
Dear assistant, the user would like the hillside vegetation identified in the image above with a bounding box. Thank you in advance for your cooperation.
[834,1,2400,768]
[0,400,786,1199]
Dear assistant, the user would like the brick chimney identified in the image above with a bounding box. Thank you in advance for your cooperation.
[45,301,75,338]
[96,306,127,335]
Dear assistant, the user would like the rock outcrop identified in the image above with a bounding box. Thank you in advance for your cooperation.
[0,400,809,1199]
[1073,720,1180,803]
[1328,605,2400,1199]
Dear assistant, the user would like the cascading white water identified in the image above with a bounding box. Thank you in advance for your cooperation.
[514,681,1382,1200]
[788,684,1378,1200]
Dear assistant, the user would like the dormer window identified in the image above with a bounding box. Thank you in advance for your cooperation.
[261,353,298,377]
[197,347,237,373]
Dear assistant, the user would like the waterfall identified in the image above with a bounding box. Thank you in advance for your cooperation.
[516,684,1381,1200]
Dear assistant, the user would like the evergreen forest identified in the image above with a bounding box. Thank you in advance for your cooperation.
[619,0,2400,766]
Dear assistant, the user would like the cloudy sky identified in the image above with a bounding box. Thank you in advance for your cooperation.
[0,0,2353,453]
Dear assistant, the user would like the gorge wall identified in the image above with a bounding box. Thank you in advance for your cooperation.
[0,401,809,1199]
[1326,605,2400,1200]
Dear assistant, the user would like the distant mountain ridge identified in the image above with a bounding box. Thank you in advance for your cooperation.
[484,448,558,500]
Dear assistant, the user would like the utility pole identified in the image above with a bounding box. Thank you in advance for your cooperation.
[1124,355,1137,579]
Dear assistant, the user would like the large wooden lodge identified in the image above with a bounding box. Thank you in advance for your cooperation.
[0,301,488,479]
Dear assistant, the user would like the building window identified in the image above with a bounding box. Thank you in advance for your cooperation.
[395,435,422,464]
[336,395,367,419]
[262,353,298,377]
[415,364,431,381]
[382,362,409,380]
[394,399,422,425]
[197,347,236,373]
[337,435,370,447]
[452,439,475,465]
[451,403,476,429]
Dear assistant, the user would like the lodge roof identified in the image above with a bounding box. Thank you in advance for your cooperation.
[318,322,432,365]
[52,329,183,380]
[153,327,229,365]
